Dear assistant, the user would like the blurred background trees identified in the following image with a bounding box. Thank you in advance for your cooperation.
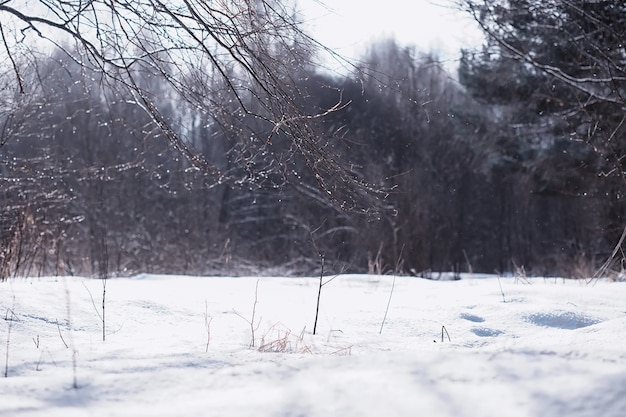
[1,0,625,278]
[458,0,626,275]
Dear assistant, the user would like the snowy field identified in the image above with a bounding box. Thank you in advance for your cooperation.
[1,273,626,417]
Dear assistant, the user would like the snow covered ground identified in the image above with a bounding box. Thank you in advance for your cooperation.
[1,273,625,417]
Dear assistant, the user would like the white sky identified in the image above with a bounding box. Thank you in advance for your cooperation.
[297,0,485,71]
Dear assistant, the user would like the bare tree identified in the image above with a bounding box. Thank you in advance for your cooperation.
[458,0,626,272]
[0,0,381,211]
[460,1,626,106]
[459,1,626,180]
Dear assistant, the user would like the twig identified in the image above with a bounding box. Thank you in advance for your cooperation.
[496,275,507,303]
[56,319,69,349]
[233,279,261,348]
[462,249,473,275]
[329,345,352,356]
[204,300,212,353]
[4,296,16,378]
[379,274,396,335]
[36,350,44,372]
[296,326,311,353]
[590,225,626,285]
[101,277,107,342]
[82,282,103,321]
[380,245,404,334]
[0,22,24,93]
[441,325,451,343]
[64,282,78,389]
[313,253,324,336]
[249,280,260,348]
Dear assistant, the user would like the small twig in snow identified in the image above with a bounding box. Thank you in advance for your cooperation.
[4,296,16,378]
[204,300,212,353]
[56,319,69,349]
[497,275,507,303]
[233,279,261,348]
[380,245,404,334]
[441,325,451,343]
[379,274,396,335]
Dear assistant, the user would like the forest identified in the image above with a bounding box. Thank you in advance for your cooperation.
[1,0,625,279]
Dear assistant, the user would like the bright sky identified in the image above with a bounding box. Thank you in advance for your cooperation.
[297,0,485,71]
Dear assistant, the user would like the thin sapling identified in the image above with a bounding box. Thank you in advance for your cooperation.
[233,279,261,348]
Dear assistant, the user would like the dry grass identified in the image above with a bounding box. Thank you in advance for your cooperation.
[258,323,311,354]
[367,243,385,275]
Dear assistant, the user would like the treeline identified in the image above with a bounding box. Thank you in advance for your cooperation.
[1,18,624,277]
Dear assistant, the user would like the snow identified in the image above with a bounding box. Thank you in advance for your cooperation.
[2,274,626,417]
